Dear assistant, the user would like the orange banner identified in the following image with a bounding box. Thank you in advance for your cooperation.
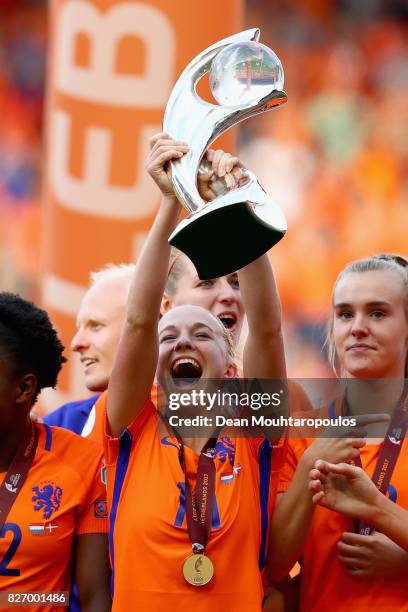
[42,0,242,411]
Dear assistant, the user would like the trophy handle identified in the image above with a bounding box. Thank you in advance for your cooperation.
[163,28,287,214]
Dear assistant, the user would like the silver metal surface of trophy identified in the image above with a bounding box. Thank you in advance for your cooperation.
[163,28,288,279]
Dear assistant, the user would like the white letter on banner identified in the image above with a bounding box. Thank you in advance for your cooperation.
[50,111,160,219]
[56,0,175,106]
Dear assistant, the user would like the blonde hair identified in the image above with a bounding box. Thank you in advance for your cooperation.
[165,247,189,297]
[90,263,136,286]
[165,249,238,366]
[325,253,408,376]
[210,311,235,365]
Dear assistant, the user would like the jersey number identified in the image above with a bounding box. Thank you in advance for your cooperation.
[0,523,21,576]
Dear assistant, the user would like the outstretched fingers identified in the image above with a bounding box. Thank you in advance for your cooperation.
[314,460,362,479]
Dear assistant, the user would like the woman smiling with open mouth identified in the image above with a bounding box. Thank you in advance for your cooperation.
[99,134,288,612]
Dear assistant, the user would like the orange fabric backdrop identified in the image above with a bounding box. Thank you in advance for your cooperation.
[42,0,242,410]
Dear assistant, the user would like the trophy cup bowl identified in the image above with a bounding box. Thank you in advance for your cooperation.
[163,28,288,279]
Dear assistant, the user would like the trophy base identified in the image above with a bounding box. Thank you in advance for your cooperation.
[169,201,286,279]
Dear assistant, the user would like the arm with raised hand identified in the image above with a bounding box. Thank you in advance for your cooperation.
[107,136,244,436]
[310,460,408,554]
[266,413,389,581]
[239,253,286,381]
[107,134,186,436]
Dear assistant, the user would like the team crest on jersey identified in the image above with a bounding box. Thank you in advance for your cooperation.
[32,482,63,519]
[94,499,108,518]
[214,437,236,465]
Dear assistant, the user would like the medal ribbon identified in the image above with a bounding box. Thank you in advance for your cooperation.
[178,438,217,555]
[0,423,38,531]
[344,392,408,535]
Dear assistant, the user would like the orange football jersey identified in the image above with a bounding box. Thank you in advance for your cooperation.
[100,391,284,612]
[278,398,408,612]
[0,423,108,612]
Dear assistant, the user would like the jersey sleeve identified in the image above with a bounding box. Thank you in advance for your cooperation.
[102,391,156,466]
[277,438,305,494]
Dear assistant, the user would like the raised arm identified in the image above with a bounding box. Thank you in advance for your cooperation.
[310,460,408,553]
[267,413,390,581]
[107,134,185,436]
[239,255,286,380]
[107,136,242,436]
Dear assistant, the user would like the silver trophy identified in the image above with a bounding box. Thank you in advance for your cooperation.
[164,28,287,279]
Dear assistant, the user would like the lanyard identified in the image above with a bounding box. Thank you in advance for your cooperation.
[343,391,408,535]
[0,423,38,531]
[160,409,219,553]
[178,438,217,554]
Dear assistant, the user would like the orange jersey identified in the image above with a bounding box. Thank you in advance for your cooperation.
[0,423,108,612]
[100,391,286,612]
[76,380,309,447]
[149,379,307,505]
[278,399,408,612]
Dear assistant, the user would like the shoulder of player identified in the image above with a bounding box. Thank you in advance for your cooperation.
[38,422,103,466]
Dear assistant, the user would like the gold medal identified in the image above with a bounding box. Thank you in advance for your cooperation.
[182,553,214,586]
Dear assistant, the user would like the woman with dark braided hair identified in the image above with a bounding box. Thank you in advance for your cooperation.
[0,293,111,612]
[267,253,408,612]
